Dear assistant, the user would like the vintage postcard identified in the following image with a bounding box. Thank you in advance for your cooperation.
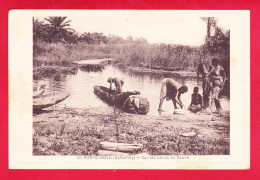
[9,10,250,169]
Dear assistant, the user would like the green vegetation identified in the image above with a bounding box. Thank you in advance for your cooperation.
[33,66,78,80]
[33,41,113,66]
[33,17,230,75]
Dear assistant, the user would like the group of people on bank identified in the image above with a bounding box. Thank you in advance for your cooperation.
[107,58,226,114]
[158,58,226,113]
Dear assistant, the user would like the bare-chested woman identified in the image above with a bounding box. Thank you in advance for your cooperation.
[197,59,211,108]
[207,58,226,112]
[158,78,188,111]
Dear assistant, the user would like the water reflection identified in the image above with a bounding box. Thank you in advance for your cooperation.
[36,65,230,116]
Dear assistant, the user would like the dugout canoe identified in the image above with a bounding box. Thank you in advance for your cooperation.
[33,84,46,98]
[33,89,45,98]
[93,86,140,108]
[99,142,143,153]
[33,93,70,110]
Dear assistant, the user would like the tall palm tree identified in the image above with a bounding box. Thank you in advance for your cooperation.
[44,17,74,42]
[33,18,50,42]
[201,17,217,38]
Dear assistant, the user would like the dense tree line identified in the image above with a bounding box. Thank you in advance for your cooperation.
[33,17,108,44]
[33,16,230,73]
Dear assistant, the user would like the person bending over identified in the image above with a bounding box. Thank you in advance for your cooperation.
[107,77,124,94]
[158,78,188,111]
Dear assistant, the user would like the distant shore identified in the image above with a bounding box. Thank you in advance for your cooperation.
[33,61,197,81]
[116,65,196,79]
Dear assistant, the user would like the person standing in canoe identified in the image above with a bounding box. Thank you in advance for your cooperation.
[207,58,226,113]
[107,77,124,94]
[158,78,188,111]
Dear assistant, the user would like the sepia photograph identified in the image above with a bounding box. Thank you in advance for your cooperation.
[32,13,230,156]
[8,10,250,169]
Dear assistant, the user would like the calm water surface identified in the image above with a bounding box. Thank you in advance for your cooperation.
[37,65,230,116]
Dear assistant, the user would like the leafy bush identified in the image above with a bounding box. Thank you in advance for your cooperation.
[33,16,230,75]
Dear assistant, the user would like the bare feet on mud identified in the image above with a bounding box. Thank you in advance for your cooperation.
[213,108,223,114]
[157,109,166,116]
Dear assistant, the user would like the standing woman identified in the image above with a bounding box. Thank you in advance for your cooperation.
[207,58,226,113]
[197,59,211,108]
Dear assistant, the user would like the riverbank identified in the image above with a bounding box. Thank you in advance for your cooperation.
[33,106,230,156]
[33,62,231,97]
[120,66,197,79]
[33,66,78,80]
[33,62,197,81]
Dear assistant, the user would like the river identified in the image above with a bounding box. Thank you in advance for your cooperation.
[36,65,230,116]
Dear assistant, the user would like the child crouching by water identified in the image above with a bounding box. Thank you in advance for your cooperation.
[188,87,202,113]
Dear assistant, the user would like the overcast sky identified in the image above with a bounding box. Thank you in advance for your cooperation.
[38,11,230,46]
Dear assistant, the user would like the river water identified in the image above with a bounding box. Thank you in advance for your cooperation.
[37,65,230,116]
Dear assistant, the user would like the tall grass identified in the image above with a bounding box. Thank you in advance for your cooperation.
[113,43,209,71]
[33,41,114,67]
[34,40,229,73]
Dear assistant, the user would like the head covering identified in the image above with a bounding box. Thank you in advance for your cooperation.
[193,86,199,92]
[180,85,188,93]
[211,58,220,65]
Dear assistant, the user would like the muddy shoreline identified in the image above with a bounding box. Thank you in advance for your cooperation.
[33,105,230,156]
